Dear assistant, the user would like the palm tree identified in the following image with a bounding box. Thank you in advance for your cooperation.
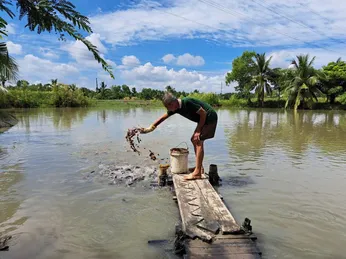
[0,43,18,92]
[267,68,284,101]
[284,54,323,110]
[49,79,59,91]
[69,84,77,91]
[0,0,113,78]
[250,53,273,107]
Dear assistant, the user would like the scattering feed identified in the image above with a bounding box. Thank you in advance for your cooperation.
[126,127,142,154]
[125,127,161,161]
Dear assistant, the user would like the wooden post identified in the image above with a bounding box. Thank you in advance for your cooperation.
[158,164,169,186]
[208,164,220,186]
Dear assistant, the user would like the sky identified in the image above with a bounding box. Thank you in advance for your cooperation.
[4,0,346,93]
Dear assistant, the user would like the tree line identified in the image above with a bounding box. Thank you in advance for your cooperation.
[225,51,346,110]
[5,80,199,100]
[1,79,208,108]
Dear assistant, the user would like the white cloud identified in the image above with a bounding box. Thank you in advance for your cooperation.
[17,54,79,83]
[6,41,22,55]
[62,33,115,69]
[162,54,176,64]
[90,0,346,49]
[177,53,205,67]
[162,53,205,67]
[39,47,59,59]
[121,62,230,92]
[268,47,345,68]
[6,23,16,34]
[122,55,140,67]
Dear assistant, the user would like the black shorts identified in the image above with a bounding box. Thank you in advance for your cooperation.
[200,121,217,141]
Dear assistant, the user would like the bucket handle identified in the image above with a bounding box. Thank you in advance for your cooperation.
[174,142,189,150]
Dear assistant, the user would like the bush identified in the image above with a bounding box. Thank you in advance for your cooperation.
[0,88,91,108]
[187,92,220,106]
[51,86,90,107]
[338,93,346,105]
[221,95,248,108]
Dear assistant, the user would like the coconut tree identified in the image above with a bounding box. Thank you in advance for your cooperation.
[249,53,273,107]
[0,43,18,92]
[284,54,324,110]
[0,0,113,78]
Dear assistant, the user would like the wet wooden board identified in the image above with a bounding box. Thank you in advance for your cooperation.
[173,174,240,238]
[173,174,261,259]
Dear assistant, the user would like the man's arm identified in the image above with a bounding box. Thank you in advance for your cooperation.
[140,113,170,133]
[195,107,207,133]
[153,113,169,127]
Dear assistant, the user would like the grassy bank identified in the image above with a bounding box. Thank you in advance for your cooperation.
[92,99,163,108]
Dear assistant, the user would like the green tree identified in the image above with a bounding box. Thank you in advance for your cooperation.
[320,59,346,104]
[80,87,94,97]
[49,79,59,91]
[225,51,256,98]
[0,42,18,90]
[16,79,29,89]
[284,55,323,110]
[267,68,286,100]
[110,85,123,99]
[0,0,113,78]
[249,53,273,107]
[131,87,137,97]
[121,84,131,97]
[69,84,77,92]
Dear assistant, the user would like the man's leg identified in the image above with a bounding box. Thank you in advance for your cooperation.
[185,122,217,180]
[184,140,204,180]
[189,135,197,172]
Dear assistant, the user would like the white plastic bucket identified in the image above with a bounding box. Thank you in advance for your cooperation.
[170,147,189,174]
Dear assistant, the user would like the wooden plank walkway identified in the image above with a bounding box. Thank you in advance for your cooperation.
[173,174,261,259]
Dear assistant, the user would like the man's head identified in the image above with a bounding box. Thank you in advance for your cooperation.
[162,92,179,111]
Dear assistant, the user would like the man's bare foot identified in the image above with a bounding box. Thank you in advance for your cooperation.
[188,167,204,173]
[184,172,202,180]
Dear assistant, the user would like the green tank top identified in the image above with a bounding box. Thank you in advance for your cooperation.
[167,97,217,124]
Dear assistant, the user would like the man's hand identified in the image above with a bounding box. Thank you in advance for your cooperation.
[192,131,201,143]
[140,124,156,134]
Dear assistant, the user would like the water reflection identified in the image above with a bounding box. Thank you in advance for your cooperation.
[13,108,91,131]
[226,110,346,158]
[97,110,107,123]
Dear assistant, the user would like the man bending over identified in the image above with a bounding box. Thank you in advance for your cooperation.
[140,92,218,180]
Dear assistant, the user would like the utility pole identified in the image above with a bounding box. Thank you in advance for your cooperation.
[220,82,223,95]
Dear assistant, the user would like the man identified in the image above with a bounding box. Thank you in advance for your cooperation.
[140,92,218,180]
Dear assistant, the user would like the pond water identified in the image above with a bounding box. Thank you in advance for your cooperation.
[1,107,346,259]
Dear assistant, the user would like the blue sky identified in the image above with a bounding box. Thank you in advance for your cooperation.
[4,0,346,92]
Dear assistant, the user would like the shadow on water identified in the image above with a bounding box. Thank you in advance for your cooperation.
[221,174,256,188]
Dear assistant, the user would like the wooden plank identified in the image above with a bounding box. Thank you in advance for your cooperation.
[173,175,221,235]
[195,178,241,234]
[172,175,213,241]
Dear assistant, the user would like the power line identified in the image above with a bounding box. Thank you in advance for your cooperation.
[150,7,268,47]
[298,3,345,32]
[197,0,346,55]
[249,0,346,45]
